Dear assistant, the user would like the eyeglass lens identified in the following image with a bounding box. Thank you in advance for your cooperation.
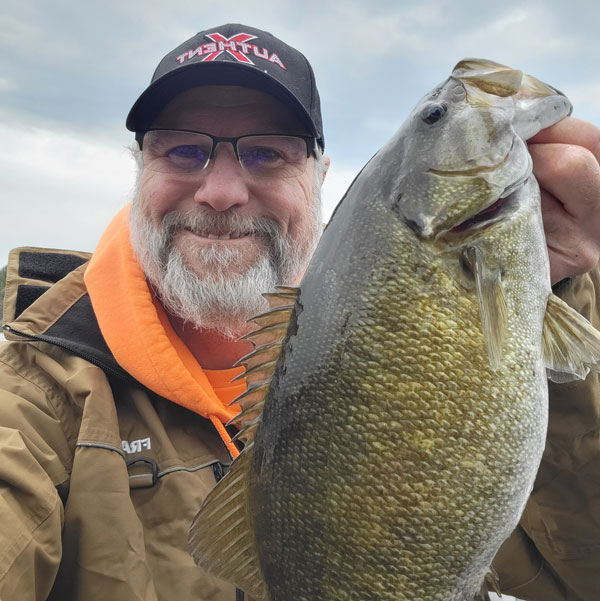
[142,130,308,178]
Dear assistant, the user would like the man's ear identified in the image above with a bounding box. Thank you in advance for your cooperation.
[322,155,331,183]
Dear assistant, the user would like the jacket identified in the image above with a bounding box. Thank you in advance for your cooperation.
[0,207,246,601]
[1,209,599,600]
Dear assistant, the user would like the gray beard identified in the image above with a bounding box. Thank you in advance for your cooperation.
[129,204,320,339]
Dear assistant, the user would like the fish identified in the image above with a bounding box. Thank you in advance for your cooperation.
[189,59,600,601]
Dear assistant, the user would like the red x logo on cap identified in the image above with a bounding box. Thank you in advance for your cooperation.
[202,33,257,64]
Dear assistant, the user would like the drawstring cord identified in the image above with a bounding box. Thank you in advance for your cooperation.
[209,414,240,460]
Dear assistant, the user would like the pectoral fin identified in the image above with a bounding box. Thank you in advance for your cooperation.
[464,247,507,371]
[542,293,600,382]
[473,566,501,600]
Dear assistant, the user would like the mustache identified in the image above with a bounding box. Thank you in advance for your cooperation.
[157,208,290,274]
[160,208,282,240]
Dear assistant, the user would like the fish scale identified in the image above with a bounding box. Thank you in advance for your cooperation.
[251,229,539,601]
[190,59,600,601]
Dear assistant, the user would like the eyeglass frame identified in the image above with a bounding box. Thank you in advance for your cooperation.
[137,128,317,176]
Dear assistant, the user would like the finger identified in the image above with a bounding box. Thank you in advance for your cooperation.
[529,143,600,220]
[541,189,600,283]
[529,117,600,162]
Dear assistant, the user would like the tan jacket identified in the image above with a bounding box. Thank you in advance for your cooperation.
[1,245,599,601]
[0,247,238,601]
[493,265,600,601]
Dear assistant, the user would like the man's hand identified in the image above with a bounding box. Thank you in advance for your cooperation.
[528,117,600,285]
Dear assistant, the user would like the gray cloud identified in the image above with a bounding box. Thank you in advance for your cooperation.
[1,0,599,263]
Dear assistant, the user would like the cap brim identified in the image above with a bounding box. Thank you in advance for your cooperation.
[126,61,321,144]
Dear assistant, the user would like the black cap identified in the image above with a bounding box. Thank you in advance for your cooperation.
[126,23,324,149]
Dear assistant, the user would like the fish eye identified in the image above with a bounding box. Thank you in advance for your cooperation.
[421,103,447,124]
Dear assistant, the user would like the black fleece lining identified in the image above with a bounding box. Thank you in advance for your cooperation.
[10,251,138,387]
[15,285,50,319]
[18,252,88,284]
[43,294,132,381]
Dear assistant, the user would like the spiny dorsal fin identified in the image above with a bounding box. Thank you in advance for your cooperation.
[263,290,299,308]
[232,286,299,444]
[250,306,294,329]
[232,420,260,445]
[226,382,269,429]
[543,293,600,382]
[189,444,268,601]
[234,342,284,371]
[241,322,292,348]
[271,284,299,296]
[189,287,299,597]
[228,381,271,413]
[464,247,507,370]
[228,404,265,428]
[231,359,279,386]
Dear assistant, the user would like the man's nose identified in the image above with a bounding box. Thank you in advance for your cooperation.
[193,143,250,212]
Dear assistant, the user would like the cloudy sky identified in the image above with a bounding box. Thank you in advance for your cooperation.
[1,0,599,264]
[3,3,595,597]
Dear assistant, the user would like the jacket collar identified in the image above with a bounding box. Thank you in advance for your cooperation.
[2,246,133,383]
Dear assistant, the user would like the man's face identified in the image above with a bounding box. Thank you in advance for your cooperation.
[130,86,324,337]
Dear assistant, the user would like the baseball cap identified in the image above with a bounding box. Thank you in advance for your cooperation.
[126,23,324,149]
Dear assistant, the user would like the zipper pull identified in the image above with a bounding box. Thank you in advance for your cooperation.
[211,461,226,483]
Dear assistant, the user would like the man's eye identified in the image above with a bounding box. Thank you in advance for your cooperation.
[166,145,209,162]
[242,146,283,166]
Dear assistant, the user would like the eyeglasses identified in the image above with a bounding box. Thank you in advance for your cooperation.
[140,129,316,178]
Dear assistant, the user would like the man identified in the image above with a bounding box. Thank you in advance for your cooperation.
[0,22,598,601]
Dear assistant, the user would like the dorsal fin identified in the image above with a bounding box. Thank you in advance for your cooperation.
[241,323,292,348]
[189,445,269,600]
[231,420,260,446]
[226,382,271,428]
[262,290,299,308]
[232,286,299,445]
[251,306,295,328]
[231,359,279,385]
[189,286,300,600]
[234,342,285,371]
[269,284,299,295]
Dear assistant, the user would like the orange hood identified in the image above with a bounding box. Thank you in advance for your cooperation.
[84,205,243,458]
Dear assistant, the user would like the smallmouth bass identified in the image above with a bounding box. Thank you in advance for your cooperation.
[190,59,600,601]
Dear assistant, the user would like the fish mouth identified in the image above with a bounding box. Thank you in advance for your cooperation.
[449,196,509,234]
[444,178,527,239]
[427,137,531,239]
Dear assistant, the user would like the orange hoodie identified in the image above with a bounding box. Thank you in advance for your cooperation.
[84,206,243,458]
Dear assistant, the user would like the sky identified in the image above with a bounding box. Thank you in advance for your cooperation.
[1,0,599,265]
[2,3,594,597]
